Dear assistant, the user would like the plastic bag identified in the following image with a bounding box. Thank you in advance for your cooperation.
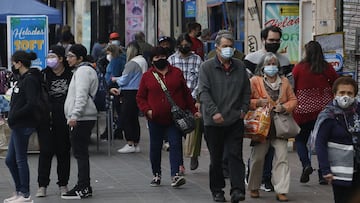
[244,106,271,142]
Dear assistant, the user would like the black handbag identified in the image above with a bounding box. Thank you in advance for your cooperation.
[152,72,195,134]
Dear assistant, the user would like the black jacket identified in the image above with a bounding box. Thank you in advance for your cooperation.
[8,68,42,128]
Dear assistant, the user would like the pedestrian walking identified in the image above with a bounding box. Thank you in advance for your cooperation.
[61,44,98,200]
[136,46,200,188]
[247,52,297,202]
[314,77,360,203]
[198,30,250,202]
[292,40,338,185]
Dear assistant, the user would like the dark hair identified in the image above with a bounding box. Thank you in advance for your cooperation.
[332,76,358,96]
[11,51,37,68]
[261,25,282,40]
[68,44,93,62]
[303,41,328,73]
[187,22,201,33]
[149,46,168,61]
[176,33,192,46]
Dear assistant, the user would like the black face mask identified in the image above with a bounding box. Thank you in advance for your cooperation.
[153,59,168,70]
[265,43,281,53]
[196,32,202,38]
[11,65,20,80]
[179,46,191,54]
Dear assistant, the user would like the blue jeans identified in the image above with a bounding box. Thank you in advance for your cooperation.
[5,127,35,197]
[295,121,316,168]
[148,121,183,177]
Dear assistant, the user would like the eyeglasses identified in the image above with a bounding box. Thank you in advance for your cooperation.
[66,54,76,58]
[267,38,282,43]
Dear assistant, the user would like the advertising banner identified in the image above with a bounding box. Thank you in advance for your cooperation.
[125,0,145,45]
[263,1,299,64]
[185,0,196,18]
[7,15,48,70]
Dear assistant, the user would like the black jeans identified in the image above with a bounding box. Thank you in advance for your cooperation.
[120,90,140,143]
[70,120,95,188]
[204,119,245,195]
[37,115,70,187]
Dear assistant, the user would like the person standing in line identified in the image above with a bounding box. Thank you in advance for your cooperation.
[91,36,108,62]
[168,33,203,173]
[4,51,40,203]
[134,31,153,63]
[198,31,250,202]
[187,22,204,60]
[314,77,360,203]
[247,52,297,202]
[292,40,338,184]
[243,25,291,192]
[110,41,147,153]
[36,45,73,197]
[61,44,98,200]
[136,46,200,188]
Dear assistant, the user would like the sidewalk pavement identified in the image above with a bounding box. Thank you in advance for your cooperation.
[0,117,333,203]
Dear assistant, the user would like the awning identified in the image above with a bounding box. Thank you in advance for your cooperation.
[207,0,242,7]
[0,0,62,24]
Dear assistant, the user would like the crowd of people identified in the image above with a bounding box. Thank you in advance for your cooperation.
[2,23,360,203]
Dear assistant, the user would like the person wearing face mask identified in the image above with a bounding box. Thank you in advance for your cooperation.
[244,25,291,193]
[101,44,126,140]
[108,32,126,52]
[35,45,73,197]
[247,52,297,202]
[313,77,360,203]
[198,31,251,202]
[168,33,203,173]
[137,46,201,188]
[187,22,204,60]
[292,41,338,185]
[4,51,40,203]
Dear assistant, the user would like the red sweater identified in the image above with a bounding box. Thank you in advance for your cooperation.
[190,36,204,60]
[292,62,338,124]
[136,65,197,125]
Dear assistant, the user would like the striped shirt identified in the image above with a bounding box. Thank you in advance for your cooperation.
[168,51,202,98]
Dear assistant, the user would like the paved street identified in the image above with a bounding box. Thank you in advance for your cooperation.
[0,117,333,203]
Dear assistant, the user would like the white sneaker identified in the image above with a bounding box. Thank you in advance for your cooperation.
[10,195,33,203]
[3,192,19,203]
[59,186,68,196]
[162,142,170,151]
[35,187,46,197]
[135,145,141,153]
[117,144,135,153]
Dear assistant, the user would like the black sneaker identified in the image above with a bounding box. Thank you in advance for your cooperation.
[150,174,161,187]
[300,166,313,183]
[260,181,274,192]
[61,185,92,200]
[231,190,245,202]
[212,191,226,202]
[171,174,186,187]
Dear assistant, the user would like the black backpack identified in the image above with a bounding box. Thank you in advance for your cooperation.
[92,66,108,111]
[35,73,50,122]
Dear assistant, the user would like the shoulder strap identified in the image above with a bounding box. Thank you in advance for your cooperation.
[152,72,176,107]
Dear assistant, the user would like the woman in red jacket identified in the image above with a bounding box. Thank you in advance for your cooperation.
[136,46,200,188]
[292,40,338,185]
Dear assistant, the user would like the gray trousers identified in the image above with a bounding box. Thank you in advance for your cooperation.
[247,138,290,194]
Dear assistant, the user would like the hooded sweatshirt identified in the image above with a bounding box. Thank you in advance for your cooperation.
[64,62,98,121]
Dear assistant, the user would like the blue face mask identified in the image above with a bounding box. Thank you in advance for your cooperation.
[220,47,234,59]
[263,65,279,77]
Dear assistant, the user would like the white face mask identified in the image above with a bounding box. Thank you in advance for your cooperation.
[220,47,234,59]
[335,95,355,109]
[111,40,120,46]
[106,54,112,62]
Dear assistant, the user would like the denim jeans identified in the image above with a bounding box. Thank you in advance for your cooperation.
[148,121,183,177]
[204,119,245,195]
[295,121,316,168]
[70,120,95,188]
[5,127,35,197]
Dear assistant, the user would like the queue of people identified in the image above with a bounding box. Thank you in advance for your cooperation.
[2,24,360,203]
